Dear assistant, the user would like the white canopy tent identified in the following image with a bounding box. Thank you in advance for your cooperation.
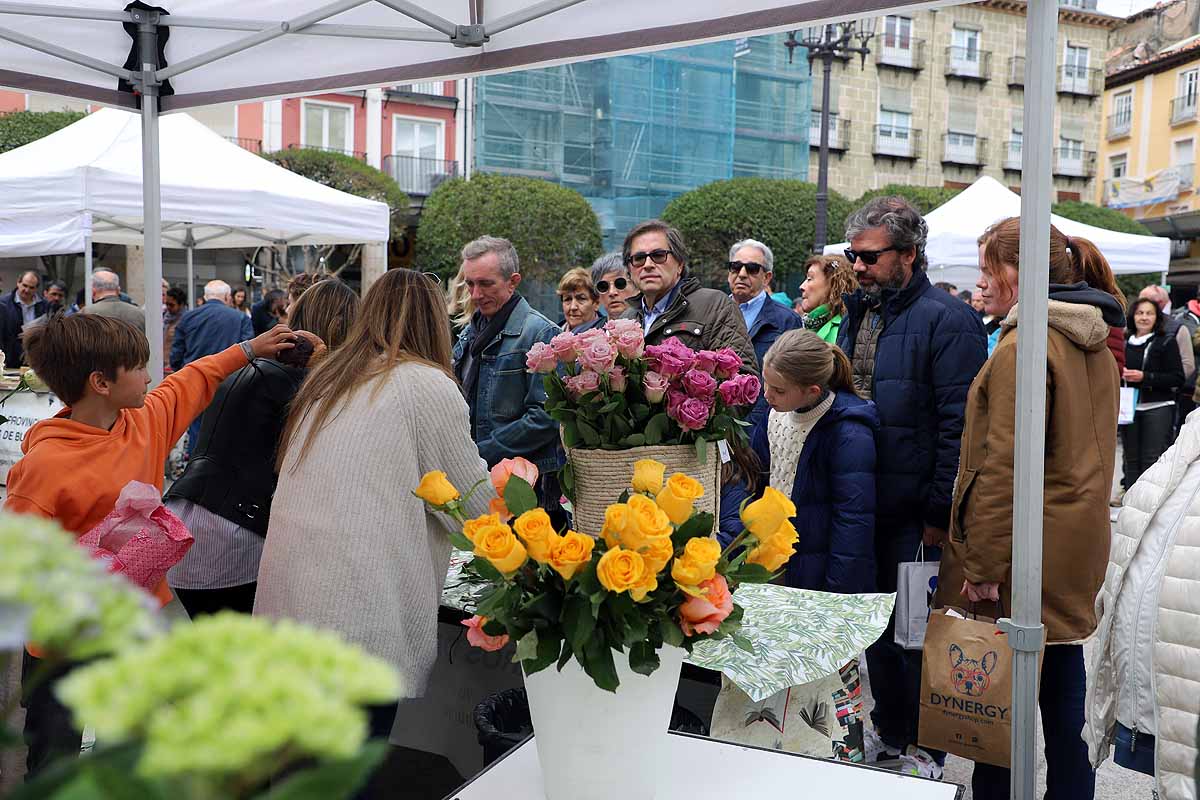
[826,175,1171,290]
[0,2,1070,796]
[0,106,389,306]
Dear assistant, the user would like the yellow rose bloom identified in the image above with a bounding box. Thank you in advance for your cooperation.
[683,536,721,569]
[639,535,675,575]
[741,487,797,539]
[625,494,674,549]
[766,518,800,551]
[629,569,658,603]
[414,470,459,507]
[463,513,503,544]
[670,555,712,587]
[601,503,631,549]
[631,459,666,495]
[747,540,793,573]
[548,531,595,581]
[473,522,528,578]
[655,474,704,526]
[513,508,559,563]
[596,547,647,594]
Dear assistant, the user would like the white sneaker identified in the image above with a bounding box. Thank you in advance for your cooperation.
[899,746,944,780]
[862,727,902,762]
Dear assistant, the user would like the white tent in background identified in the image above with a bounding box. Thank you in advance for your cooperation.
[0,107,389,304]
[826,175,1172,290]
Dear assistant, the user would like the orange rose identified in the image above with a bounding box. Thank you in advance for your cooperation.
[677,574,733,636]
[490,457,539,497]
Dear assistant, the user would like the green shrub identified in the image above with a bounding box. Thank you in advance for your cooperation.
[853,184,961,216]
[262,148,410,239]
[1051,201,1159,301]
[661,178,853,286]
[416,173,602,282]
[0,110,87,152]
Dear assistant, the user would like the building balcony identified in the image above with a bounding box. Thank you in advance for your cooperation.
[1106,112,1132,140]
[945,47,991,82]
[876,39,925,72]
[941,134,987,167]
[290,143,367,161]
[383,154,459,195]
[1008,56,1025,88]
[809,115,851,152]
[1057,65,1102,98]
[1002,140,1023,171]
[225,136,262,153]
[873,125,922,160]
[1171,96,1199,126]
[1053,148,1097,178]
[390,81,446,97]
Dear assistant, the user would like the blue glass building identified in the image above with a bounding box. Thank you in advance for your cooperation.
[474,34,812,247]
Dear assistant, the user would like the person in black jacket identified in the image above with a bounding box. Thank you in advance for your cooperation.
[1122,297,1185,490]
[165,279,360,617]
[0,271,47,367]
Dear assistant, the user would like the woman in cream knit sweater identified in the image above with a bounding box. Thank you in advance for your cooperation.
[253,270,492,753]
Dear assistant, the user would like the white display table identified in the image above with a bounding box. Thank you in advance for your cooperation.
[445,733,965,800]
[0,388,63,484]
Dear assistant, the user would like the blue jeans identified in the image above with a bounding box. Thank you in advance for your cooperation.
[970,644,1094,800]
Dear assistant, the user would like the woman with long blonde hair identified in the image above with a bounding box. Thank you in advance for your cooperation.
[254,269,492,797]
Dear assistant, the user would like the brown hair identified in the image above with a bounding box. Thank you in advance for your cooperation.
[978,217,1127,310]
[278,269,453,471]
[288,279,360,351]
[763,328,858,395]
[557,267,599,301]
[24,314,150,406]
[802,255,858,318]
[622,219,688,267]
[286,272,327,305]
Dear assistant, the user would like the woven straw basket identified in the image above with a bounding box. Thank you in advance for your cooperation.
[566,442,721,537]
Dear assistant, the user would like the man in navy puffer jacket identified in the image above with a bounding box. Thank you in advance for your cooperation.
[837,196,987,777]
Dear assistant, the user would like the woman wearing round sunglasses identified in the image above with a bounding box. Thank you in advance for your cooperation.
[590,251,636,319]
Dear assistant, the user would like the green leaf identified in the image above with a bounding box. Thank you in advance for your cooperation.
[562,594,596,653]
[448,530,474,551]
[556,639,575,671]
[527,630,563,674]
[695,438,708,464]
[262,740,390,800]
[728,563,775,584]
[476,584,513,619]
[523,591,562,624]
[628,641,661,676]
[599,399,622,414]
[581,636,620,692]
[503,476,539,518]
[562,421,581,449]
[577,418,601,447]
[468,557,504,582]
[644,413,669,445]
[672,512,715,549]
[731,632,756,654]
[659,616,686,647]
[621,433,646,447]
[621,613,649,647]
[545,375,566,404]
[514,629,540,662]
[630,403,651,422]
[10,742,144,800]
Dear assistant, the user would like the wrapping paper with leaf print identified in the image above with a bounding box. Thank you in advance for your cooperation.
[443,556,896,706]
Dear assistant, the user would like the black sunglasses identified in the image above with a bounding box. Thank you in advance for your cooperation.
[626,249,672,268]
[596,277,628,293]
[844,245,901,266]
[727,260,766,275]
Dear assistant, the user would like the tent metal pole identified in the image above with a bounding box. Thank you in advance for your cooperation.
[485,0,589,36]
[0,2,129,23]
[1004,0,1055,796]
[0,24,132,80]
[83,233,92,309]
[166,14,443,41]
[135,6,165,384]
[372,0,459,36]
[184,227,195,309]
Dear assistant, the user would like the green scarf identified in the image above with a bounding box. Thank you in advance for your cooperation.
[802,304,842,344]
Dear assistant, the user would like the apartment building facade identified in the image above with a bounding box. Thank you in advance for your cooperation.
[811,1,1118,201]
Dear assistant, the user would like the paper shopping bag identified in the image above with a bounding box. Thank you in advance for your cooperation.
[894,545,940,650]
[918,608,1017,768]
[1118,387,1138,426]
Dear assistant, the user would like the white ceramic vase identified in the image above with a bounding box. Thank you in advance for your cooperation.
[522,644,686,800]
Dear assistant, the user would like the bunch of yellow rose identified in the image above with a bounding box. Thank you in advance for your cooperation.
[462,508,596,582]
[737,486,800,572]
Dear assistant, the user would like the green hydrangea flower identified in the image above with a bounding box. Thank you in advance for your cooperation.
[0,513,159,659]
[57,612,403,780]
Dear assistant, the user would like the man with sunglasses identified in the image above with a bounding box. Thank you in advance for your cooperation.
[726,238,801,430]
[620,219,756,374]
[835,197,987,780]
[590,252,637,319]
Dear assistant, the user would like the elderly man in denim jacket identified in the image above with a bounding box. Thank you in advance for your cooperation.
[452,236,561,494]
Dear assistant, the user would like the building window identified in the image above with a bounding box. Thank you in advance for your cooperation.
[301,102,353,153]
[1180,69,1199,107]
[1111,91,1133,135]
[1063,44,1089,76]
[877,108,913,157]
[1173,139,1195,188]
[394,117,442,161]
[1109,153,1127,179]
[883,16,912,50]
[950,27,981,75]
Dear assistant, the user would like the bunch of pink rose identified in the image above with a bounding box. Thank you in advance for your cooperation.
[646,338,761,432]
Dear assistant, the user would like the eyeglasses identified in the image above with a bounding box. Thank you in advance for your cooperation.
[626,249,672,268]
[844,245,901,266]
[596,277,628,293]
[727,261,766,275]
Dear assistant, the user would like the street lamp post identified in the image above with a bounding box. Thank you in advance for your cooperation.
[786,21,877,254]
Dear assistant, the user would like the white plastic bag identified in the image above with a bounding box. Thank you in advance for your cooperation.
[894,544,939,650]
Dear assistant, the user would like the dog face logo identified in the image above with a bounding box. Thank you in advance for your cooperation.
[949,644,997,697]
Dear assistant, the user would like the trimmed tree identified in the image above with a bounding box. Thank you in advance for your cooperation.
[853,184,961,216]
[416,173,602,282]
[1051,200,1158,301]
[0,110,87,153]
[660,178,853,287]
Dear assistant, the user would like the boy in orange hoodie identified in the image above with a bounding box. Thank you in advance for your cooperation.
[7,312,293,776]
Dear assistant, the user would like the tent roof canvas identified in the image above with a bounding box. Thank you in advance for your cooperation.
[0,107,390,256]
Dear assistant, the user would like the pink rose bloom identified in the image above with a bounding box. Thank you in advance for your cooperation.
[550,331,579,363]
[609,366,627,393]
[682,368,718,399]
[666,388,688,419]
[713,348,743,379]
[462,615,510,652]
[678,575,734,636]
[671,396,714,432]
[645,338,697,378]
[578,336,618,375]
[491,457,539,498]
[526,342,558,374]
[604,317,641,336]
[565,370,602,398]
[606,320,645,359]
[643,370,670,403]
[694,350,720,374]
[719,373,762,407]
